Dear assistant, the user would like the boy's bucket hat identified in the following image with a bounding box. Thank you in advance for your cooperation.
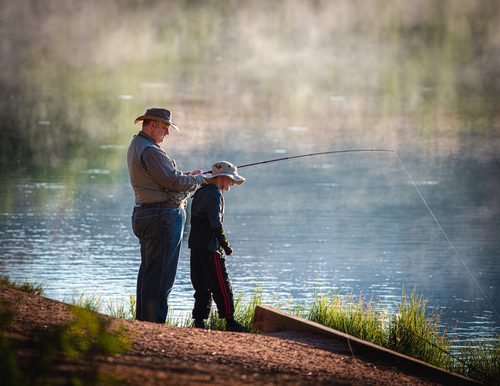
[134,108,179,131]
[204,161,245,185]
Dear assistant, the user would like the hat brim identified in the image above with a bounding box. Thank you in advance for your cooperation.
[134,115,179,131]
[203,173,245,185]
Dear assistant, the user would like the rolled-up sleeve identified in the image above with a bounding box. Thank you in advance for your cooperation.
[142,147,204,192]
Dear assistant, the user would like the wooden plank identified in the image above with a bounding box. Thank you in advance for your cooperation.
[251,305,481,386]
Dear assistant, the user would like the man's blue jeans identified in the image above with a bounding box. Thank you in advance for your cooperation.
[132,206,186,323]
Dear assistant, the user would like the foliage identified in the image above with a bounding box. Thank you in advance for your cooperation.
[0,298,22,385]
[0,295,131,385]
[165,305,191,327]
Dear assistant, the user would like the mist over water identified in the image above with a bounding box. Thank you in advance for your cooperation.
[1,0,499,340]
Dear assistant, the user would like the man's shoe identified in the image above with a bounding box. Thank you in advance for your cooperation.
[193,320,206,329]
[225,320,249,332]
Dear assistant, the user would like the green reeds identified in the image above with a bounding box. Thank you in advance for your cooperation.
[205,285,265,331]
[69,290,102,312]
[452,334,500,385]
[307,287,387,347]
[305,285,455,369]
[165,306,191,327]
[0,274,45,295]
[387,288,453,369]
[105,294,137,321]
[203,283,293,331]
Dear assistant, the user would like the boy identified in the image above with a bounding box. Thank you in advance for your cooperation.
[188,161,248,332]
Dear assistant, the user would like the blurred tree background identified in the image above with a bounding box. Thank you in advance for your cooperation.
[0,0,499,174]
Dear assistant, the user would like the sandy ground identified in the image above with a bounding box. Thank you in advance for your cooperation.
[0,286,472,385]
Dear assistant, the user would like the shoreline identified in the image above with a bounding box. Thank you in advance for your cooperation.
[0,285,469,385]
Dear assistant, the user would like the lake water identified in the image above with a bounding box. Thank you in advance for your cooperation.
[1,142,499,341]
[0,0,499,342]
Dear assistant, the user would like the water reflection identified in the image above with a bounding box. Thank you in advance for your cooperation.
[0,0,499,340]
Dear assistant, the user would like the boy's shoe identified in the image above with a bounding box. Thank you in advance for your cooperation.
[225,320,249,333]
[193,320,206,329]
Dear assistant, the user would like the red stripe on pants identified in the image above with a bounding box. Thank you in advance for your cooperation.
[214,252,231,315]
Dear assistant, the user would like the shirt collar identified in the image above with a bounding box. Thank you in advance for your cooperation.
[137,131,160,148]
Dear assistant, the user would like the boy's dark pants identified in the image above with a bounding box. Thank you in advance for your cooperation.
[190,249,235,320]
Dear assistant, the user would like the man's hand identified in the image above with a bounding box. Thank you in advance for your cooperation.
[189,169,203,176]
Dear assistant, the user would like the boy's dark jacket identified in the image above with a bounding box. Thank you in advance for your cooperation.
[188,183,232,255]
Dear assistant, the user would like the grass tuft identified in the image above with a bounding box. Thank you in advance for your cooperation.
[69,290,102,312]
[106,294,136,320]
[0,275,45,295]
[307,287,388,347]
[387,288,452,369]
[452,333,500,385]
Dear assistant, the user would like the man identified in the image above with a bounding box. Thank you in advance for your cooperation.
[127,107,205,323]
[188,161,249,332]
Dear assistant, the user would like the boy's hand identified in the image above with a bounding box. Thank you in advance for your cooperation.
[224,246,233,256]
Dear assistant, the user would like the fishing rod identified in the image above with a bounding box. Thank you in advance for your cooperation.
[203,149,395,173]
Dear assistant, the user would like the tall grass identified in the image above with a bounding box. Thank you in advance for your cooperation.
[452,334,500,385]
[106,294,136,320]
[202,284,269,330]
[387,288,453,369]
[0,275,45,296]
[307,287,387,347]
[69,290,102,312]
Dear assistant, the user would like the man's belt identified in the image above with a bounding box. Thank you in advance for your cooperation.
[137,202,181,209]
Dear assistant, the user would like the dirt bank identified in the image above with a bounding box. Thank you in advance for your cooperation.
[1,286,465,385]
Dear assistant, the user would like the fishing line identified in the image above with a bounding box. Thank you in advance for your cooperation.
[204,148,498,320]
[394,151,500,322]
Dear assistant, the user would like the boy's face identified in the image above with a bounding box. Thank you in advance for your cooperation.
[222,176,235,191]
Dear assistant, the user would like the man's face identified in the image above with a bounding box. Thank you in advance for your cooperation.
[151,120,170,144]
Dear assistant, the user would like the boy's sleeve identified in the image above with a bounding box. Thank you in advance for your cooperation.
[212,226,233,255]
[206,193,232,255]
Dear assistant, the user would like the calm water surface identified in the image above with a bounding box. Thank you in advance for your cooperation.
[1,145,498,340]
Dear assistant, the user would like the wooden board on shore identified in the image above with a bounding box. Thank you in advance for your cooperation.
[251,305,481,386]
